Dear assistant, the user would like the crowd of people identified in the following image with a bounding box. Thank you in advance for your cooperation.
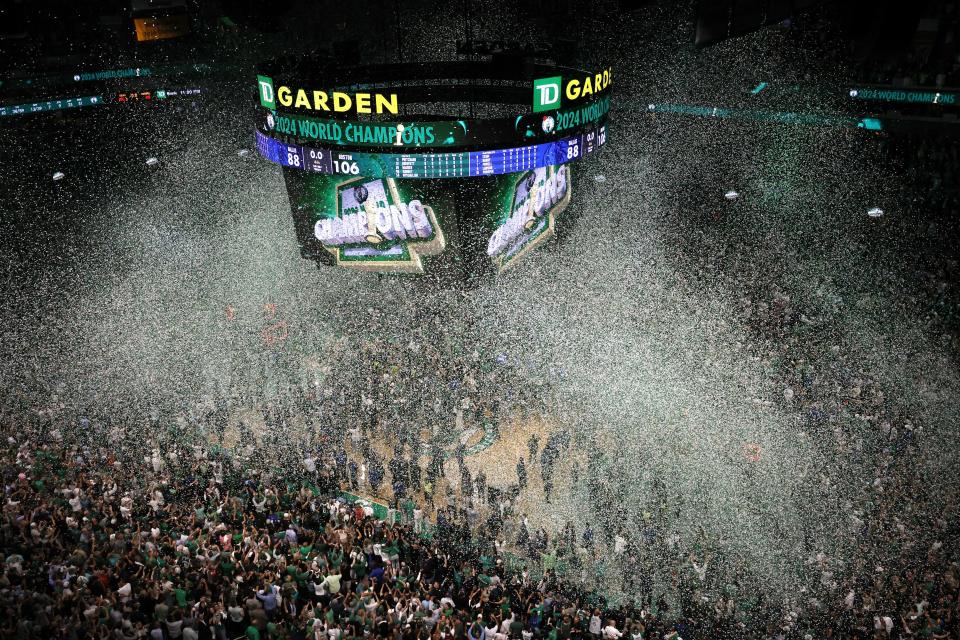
[727,275,959,639]
[4,338,960,640]
[0,414,707,640]
[3,159,960,637]
[2,221,959,639]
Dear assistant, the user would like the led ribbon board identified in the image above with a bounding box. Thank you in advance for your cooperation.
[848,87,958,105]
[0,87,202,117]
[257,95,610,150]
[255,124,606,178]
[254,59,612,121]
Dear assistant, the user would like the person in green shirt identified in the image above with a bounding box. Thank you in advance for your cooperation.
[453,615,468,640]
[328,548,344,570]
[282,574,298,604]
[383,540,399,563]
[509,614,524,639]
[351,556,367,581]
[480,555,495,572]
[468,617,484,640]
[529,603,544,628]
[245,623,261,640]
[267,621,288,640]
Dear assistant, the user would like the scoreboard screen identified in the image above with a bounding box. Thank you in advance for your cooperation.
[257,57,609,277]
[255,124,605,179]
[283,162,575,276]
[0,87,203,118]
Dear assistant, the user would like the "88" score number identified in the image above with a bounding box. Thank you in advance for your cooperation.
[285,147,302,167]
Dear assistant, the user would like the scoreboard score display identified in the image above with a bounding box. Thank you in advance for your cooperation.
[255,125,605,179]
[255,57,611,278]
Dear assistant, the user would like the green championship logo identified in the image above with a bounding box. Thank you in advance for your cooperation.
[487,165,571,272]
[313,177,446,273]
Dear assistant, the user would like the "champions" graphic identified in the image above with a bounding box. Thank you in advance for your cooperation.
[487,165,571,272]
[313,177,445,273]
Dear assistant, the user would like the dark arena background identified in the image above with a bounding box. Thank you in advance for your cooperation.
[2,1,960,638]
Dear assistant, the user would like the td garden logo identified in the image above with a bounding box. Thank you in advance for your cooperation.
[313,177,445,273]
[533,68,612,113]
[258,74,399,115]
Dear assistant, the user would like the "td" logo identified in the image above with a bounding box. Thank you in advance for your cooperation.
[258,75,275,109]
[533,76,561,113]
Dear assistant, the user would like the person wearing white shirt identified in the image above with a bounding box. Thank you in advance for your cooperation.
[499,613,514,635]
[613,535,626,555]
[120,495,133,520]
[873,615,893,635]
[589,611,602,639]
[844,589,855,609]
[227,604,244,624]
[602,622,623,640]
[689,553,709,583]
[485,622,505,640]
[320,572,341,595]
